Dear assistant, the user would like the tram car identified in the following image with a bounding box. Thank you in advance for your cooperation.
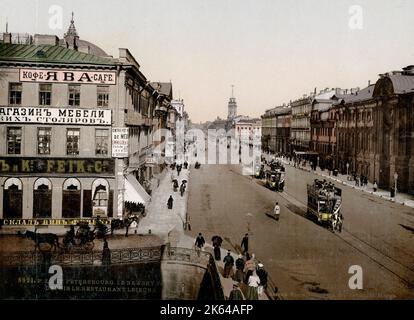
[307,179,342,225]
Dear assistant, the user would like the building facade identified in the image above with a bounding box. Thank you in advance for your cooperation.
[261,106,291,154]
[290,95,314,153]
[335,67,414,192]
[0,21,176,226]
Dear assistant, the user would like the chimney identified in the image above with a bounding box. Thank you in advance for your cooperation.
[3,32,11,44]
[34,34,59,46]
[368,80,371,86]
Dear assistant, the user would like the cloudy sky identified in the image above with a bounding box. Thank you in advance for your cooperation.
[1,0,414,122]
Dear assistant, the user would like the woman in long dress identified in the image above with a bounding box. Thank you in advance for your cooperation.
[246,271,260,300]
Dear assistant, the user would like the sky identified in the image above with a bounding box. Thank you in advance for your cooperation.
[1,0,414,123]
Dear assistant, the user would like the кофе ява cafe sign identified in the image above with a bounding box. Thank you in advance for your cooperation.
[19,68,116,85]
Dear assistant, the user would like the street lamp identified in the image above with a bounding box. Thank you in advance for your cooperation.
[394,172,398,199]
[346,162,349,176]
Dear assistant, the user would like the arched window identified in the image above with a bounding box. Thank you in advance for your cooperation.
[62,178,81,218]
[92,179,109,216]
[33,178,52,218]
[3,178,23,218]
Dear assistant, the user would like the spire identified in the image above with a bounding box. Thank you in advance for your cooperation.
[231,84,234,98]
[64,11,78,38]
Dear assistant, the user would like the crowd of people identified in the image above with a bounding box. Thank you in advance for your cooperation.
[194,232,269,300]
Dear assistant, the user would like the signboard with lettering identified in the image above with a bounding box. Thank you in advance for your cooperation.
[19,68,116,85]
[112,127,129,158]
[1,218,111,226]
[0,106,111,125]
[0,157,114,175]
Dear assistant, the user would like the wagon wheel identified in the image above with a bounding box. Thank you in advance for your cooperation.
[83,241,94,252]
[38,242,52,253]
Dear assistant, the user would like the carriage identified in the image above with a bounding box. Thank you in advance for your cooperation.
[62,221,109,252]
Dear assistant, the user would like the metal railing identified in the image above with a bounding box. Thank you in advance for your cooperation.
[0,246,162,267]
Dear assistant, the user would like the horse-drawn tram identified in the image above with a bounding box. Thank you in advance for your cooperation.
[306,179,343,231]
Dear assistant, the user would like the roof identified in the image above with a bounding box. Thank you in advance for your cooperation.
[0,43,114,65]
[333,85,375,106]
[151,82,173,97]
[59,39,108,57]
[387,74,414,94]
[313,99,334,112]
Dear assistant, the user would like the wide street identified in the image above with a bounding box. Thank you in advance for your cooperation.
[186,161,414,299]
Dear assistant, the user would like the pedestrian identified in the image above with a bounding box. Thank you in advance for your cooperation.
[180,181,186,197]
[244,253,256,283]
[223,250,235,278]
[274,202,280,221]
[246,270,260,300]
[234,254,245,283]
[228,283,244,300]
[177,164,182,176]
[241,233,249,254]
[195,233,205,256]
[211,235,223,261]
[373,180,378,192]
[167,195,174,209]
[102,239,111,266]
[256,263,268,297]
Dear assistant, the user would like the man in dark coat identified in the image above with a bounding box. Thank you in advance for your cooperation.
[167,195,174,209]
[241,233,249,253]
[235,254,245,283]
[102,239,111,266]
[223,250,234,278]
[228,283,244,300]
[256,263,268,289]
[211,235,223,261]
[195,233,205,257]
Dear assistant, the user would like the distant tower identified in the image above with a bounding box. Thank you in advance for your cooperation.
[227,85,237,121]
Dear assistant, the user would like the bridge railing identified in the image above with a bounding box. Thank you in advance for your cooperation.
[0,247,162,266]
[162,246,225,300]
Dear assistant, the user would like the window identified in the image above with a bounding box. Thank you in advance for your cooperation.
[39,84,52,106]
[68,85,80,106]
[66,129,80,155]
[97,86,109,107]
[95,129,109,155]
[9,83,22,105]
[37,127,51,155]
[93,185,108,207]
[7,127,22,154]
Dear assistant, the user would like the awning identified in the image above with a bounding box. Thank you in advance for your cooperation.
[124,174,151,205]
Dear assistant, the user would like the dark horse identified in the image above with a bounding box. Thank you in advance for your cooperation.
[111,215,140,237]
[20,230,60,251]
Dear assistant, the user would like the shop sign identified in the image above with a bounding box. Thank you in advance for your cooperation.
[19,68,116,85]
[0,106,111,125]
[0,157,115,175]
[111,128,129,158]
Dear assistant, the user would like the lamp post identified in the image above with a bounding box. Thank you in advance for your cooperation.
[346,162,349,176]
[394,172,398,199]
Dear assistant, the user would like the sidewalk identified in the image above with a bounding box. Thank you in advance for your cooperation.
[264,153,414,208]
[137,167,190,240]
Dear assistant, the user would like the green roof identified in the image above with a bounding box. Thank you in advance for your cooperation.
[0,43,115,66]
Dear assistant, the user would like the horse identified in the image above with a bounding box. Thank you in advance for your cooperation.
[21,230,60,251]
[111,215,140,237]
